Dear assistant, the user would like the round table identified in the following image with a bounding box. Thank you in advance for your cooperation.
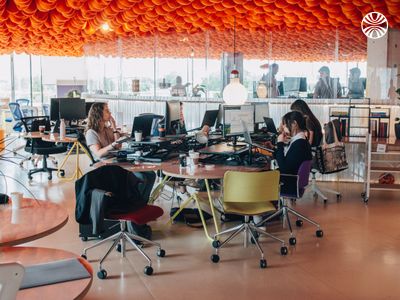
[0,247,93,300]
[0,198,68,247]
[161,160,268,240]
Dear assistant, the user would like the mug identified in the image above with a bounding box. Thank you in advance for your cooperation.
[39,125,45,133]
[134,131,143,142]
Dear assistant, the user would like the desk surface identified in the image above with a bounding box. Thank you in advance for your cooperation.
[198,143,248,155]
[0,247,93,300]
[94,158,162,172]
[41,133,77,143]
[0,198,68,247]
[161,160,268,180]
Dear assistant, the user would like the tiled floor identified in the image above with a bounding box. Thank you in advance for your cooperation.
[2,146,400,300]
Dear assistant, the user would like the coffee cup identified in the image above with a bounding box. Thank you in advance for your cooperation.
[39,125,45,133]
[11,209,21,224]
[134,131,143,142]
[10,192,23,210]
[189,152,200,165]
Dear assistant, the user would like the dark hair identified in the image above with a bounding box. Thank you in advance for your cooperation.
[86,102,106,133]
[290,99,322,133]
[282,111,307,135]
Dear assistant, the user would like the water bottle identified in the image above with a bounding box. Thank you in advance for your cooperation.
[60,119,66,139]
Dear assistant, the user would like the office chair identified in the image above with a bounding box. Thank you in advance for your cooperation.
[77,132,98,166]
[20,116,67,180]
[310,168,341,203]
[42,103,50,116]
[8,102,24,133]
[16,98,30,106]
[78,166,166,278]
[0,263,25,300]
[258,160,323,246]
[211,170,288,269]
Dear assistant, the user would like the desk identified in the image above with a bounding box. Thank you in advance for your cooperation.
[0,247,93,300]
[162,160,268,241]
[0,198,68,247]
[42,133,91,181]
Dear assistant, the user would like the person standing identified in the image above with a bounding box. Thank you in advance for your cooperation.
[313,66,342,99]
[261,63,279,98]
[171,76,190,97]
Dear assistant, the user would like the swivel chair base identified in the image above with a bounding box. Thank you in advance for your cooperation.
[310,171,341,203]
[211,216,288,269]
[28,154,64,180]
[81,220,165,278]
[258,198,323,246]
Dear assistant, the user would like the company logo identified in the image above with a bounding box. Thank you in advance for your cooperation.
[361,12,388,39]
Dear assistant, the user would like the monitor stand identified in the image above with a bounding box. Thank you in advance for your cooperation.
[52,119,60,134]
[226,136,246,148]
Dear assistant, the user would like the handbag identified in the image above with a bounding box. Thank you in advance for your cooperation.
[315,121,348,174]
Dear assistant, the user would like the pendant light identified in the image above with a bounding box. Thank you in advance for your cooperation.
[222,17,247,105]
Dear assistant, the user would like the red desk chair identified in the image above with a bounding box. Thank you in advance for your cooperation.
[81,204,165,278]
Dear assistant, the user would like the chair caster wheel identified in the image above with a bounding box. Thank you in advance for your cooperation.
[81,236,88,241]
[81,254,87,260]
[295,220,303,227]
[289,237,297,245]
[28,175,33,180]
[316,230,324,238]
[144,266,153,275]
[323,199,327,203]
[260,259,267,268]
[336,194,342,200]
[212,240,220,248]
[361,192,366,197]
[280,246,288,255]
[313,193,318,200]
[211,254,220,263]
[116,244,122,253]
[97,269,107,279]
[48,175,52,180]
[157,249,166,257]
[59,170,65,177]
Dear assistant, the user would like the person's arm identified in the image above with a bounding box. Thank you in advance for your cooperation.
[109,115,120,140]
[275,140,308,174]
[89,141,118,159]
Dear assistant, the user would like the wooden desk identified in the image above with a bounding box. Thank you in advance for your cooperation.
[0,198,68,247]
[42,133,91,180]
[0,247,92,300]
[94,158,162,173]
[162,160,268,241]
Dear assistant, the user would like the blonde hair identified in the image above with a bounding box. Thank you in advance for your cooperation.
[86,102,106,133]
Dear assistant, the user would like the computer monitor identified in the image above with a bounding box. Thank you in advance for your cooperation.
[85,102,95,117]
[263,117,278,134]
[201,110,219,128]
[223,105,255,138]
[59,98,86,121]
[283,77,307,95]
[165,100,182,135]
[131,114,157,139]
[253,103,269,124]
[50,98,61,121]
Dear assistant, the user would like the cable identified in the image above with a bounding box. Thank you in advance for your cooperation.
[0,170,8,196]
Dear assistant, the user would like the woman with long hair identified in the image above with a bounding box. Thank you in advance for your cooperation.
[85,102,156,203]
[290,99,322,147]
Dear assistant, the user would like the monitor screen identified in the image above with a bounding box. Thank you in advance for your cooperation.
[201,110,219,128]
[59,98,86,121]
[223,105,254,137]
[131,114,157,139]
[253,103,269,123]
[165,100,182,134]
[50,98,60,121]
[283,77,307,94]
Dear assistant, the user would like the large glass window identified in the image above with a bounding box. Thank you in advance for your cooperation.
[13,53,31,102]
[0,55,11,100]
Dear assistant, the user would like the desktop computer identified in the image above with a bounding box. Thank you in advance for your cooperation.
[223,104,255,146]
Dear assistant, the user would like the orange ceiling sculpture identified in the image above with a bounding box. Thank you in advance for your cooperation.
[0,0,399,60]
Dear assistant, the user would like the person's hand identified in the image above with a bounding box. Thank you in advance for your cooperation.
[277,133,286,143]
[109,115,117,130]
[201,125,210,136]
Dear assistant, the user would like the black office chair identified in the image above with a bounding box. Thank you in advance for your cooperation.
[77,132,98,166]
[20,116,67,180]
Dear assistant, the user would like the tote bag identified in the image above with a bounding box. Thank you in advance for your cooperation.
[316,121,348,174]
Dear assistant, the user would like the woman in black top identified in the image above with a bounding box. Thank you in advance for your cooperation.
[275,111,312,187]
[290,99,322,147]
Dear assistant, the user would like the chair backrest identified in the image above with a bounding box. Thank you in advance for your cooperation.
[223,170,280,204]
[298,160,313,189]
[20,106,38,117]
[20,116,51,133]
[16,98,30,106]
[0,262,25,300]
[8,102,23,121]
[77,132,98,165]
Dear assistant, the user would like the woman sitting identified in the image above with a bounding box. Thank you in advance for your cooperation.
[85,102,156,202]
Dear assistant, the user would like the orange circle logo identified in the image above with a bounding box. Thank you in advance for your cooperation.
[361,12,388,39]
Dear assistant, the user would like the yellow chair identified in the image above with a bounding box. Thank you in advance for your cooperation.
[211,170,288,269]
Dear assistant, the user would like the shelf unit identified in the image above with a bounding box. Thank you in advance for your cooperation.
[363,135,400,203]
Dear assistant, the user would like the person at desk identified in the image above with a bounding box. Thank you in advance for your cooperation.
[85,102,156,201]
[170,76,190,97]
[347,67,364,99]
[313,66,342,99]
[170,102,211,137]
[261,63,279,98]
[290,99,322,147]
[275,111,312,193]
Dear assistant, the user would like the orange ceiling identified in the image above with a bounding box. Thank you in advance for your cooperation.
[0,0,399,61]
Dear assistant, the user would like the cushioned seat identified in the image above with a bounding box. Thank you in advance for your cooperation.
[108,205,163,225]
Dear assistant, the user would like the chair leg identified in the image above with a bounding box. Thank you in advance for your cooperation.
[310,172,341,202]
[248,225,265,260]
[215,224,245,251]
[286,207,321,229]
[125,233,152,266]
[250,224,286,246]
[125,232,161,249]
[99,235,123,270]
[82,231,122,256]
[213,224,243,239]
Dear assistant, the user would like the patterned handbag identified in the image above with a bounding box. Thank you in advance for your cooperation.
[315,121,348,174]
